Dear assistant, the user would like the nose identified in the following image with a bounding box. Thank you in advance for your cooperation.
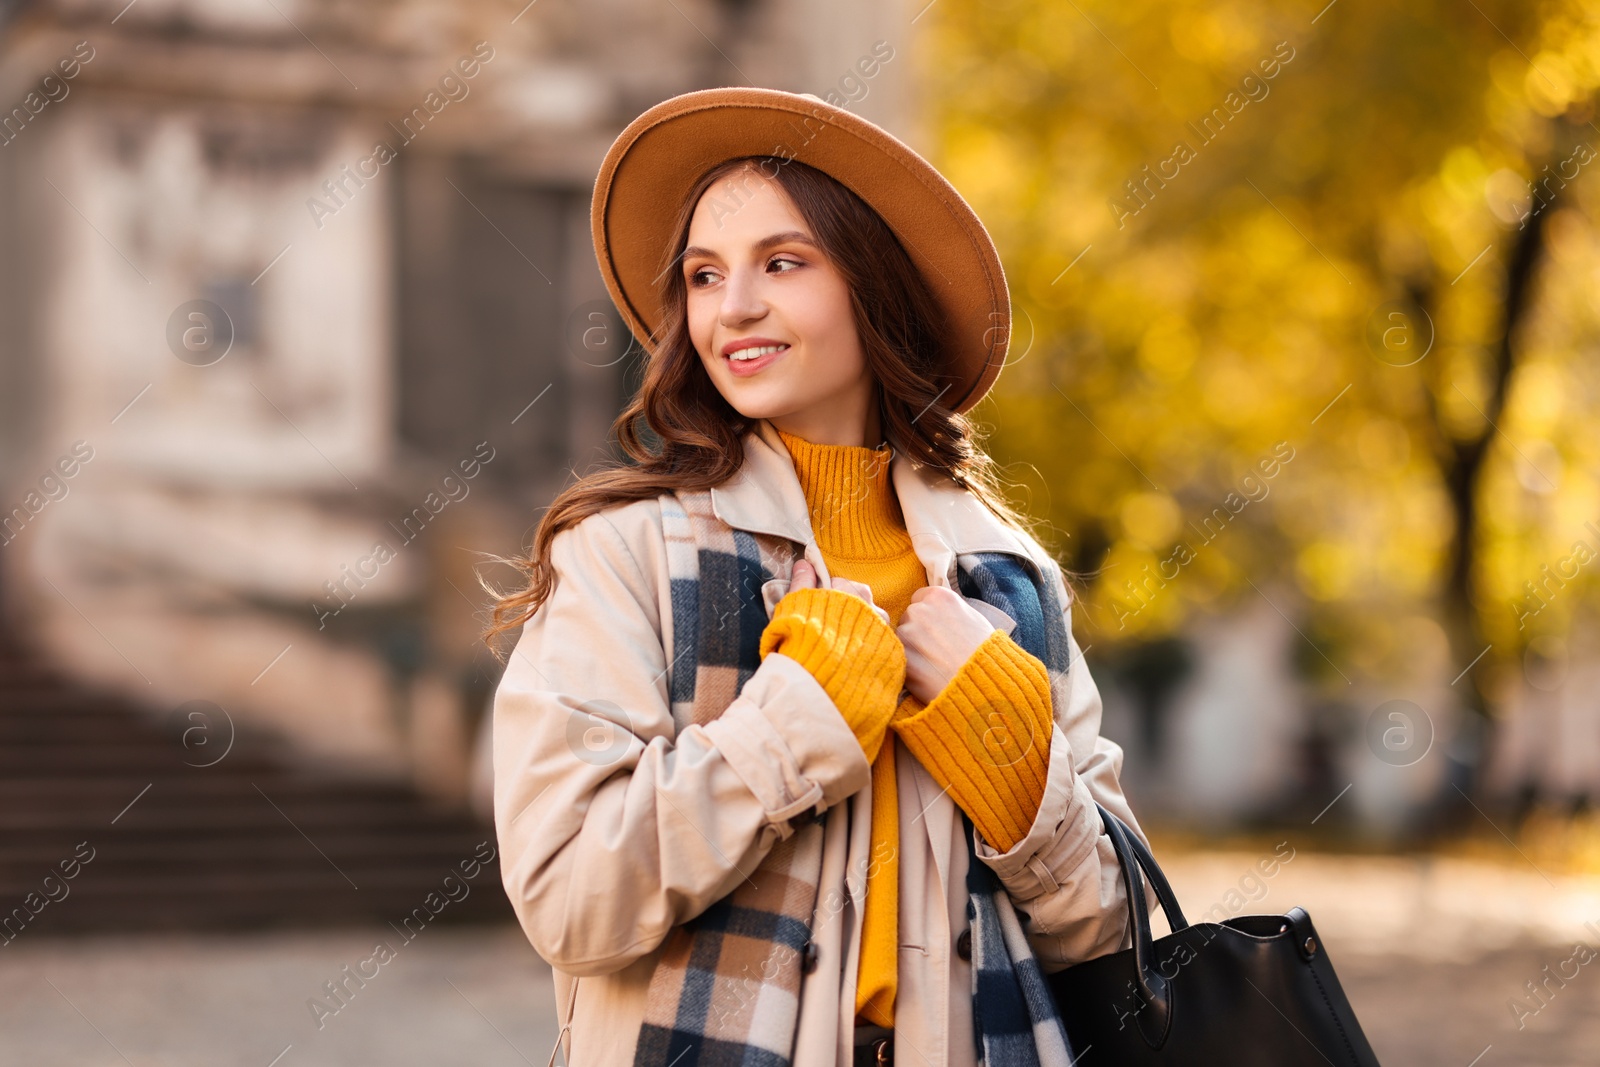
[718,265,767,328]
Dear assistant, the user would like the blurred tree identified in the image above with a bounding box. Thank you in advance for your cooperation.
[923,0,1600,742]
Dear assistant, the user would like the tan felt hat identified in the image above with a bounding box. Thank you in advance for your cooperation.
[590,86,1011,416]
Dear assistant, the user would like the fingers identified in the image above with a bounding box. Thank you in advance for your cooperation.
[790,559,818,590]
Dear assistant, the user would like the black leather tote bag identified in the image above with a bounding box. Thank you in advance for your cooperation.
[1047,804,1382,1066]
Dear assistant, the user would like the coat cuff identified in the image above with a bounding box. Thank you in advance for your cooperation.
[970,720,1100,901]
[699,650,872,836]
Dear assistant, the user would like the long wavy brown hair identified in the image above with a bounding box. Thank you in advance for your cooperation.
[479,154,1052,657]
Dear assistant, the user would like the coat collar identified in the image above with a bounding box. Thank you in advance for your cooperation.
[708,418,1033,577]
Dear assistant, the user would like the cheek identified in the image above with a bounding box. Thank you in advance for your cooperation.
[791,281,862,369]
[685,294,717,357]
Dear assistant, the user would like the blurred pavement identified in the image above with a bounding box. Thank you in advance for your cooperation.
[0,923,559,1067]
[3,848,1598,1066]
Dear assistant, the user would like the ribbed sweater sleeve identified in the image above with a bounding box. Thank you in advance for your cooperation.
[890,628,1054,852]
[757,586,906,764]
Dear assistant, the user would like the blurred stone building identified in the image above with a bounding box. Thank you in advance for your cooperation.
[0,0,917,822]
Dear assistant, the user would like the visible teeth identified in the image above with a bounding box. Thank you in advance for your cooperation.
[730,344,788,360]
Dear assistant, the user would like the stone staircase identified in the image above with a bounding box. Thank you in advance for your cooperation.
[0,628,513,937]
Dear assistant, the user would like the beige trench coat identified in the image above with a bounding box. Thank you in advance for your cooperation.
[493,418,1143,1067]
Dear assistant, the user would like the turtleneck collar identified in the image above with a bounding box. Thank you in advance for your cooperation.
[775,427,910,561]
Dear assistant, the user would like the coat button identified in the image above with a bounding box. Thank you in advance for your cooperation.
[800,939,819,973]
[955,928,972,962]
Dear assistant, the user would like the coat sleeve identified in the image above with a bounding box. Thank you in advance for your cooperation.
[492,503,871,977]
[970,552,1144,974]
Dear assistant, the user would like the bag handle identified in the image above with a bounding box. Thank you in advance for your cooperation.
[1095,802,1183,1049]
[1109,807,1189,932]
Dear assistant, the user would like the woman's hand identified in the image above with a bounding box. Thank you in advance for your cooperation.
[896,586,997,705]
[787,558,892,628]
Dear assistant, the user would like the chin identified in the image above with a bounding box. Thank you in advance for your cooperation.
[721,394,792,422]
[711,378,796,421]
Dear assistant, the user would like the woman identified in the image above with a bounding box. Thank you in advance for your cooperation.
[484,87,1144,1067]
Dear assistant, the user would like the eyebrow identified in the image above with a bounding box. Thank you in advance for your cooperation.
[680,230,819,264]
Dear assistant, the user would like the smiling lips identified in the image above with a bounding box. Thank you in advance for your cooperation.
[721,338,790,376]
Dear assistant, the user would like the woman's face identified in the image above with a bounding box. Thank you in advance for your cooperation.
[680,166,876,445]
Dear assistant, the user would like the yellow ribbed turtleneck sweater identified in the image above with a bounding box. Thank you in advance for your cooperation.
[756,427,1056,1029]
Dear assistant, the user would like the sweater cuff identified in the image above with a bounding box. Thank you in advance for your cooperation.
[890,628,1053,851]
[758,587,905,763]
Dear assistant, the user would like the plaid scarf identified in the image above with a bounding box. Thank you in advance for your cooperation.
[951,555,1081,1067]
[633,488,1080,1067]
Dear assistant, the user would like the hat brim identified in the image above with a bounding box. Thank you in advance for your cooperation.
[590,87,1010,416]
